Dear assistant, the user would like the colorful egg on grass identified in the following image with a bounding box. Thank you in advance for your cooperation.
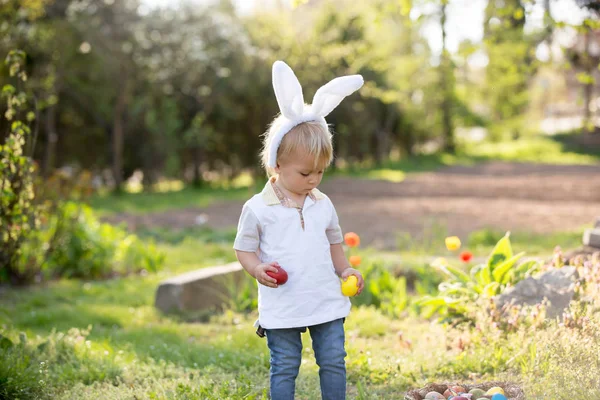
[485,387,505,396]
[468,389,485,398]
[491,394,507,400]
[424,392,445,400]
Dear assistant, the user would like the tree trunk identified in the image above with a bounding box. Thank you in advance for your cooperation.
[192,147,203,188]
[43,105,58,177]
[374,104,395,166]
[583,29,594,134]
[440,1,455,152]
[112,73,129,192]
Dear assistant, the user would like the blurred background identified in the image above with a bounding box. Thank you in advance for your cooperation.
[2,0,599,186]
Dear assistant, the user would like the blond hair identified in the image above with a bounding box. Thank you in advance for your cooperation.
[260,116,333,177]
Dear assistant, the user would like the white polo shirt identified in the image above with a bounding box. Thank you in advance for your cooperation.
[233,177,350,329]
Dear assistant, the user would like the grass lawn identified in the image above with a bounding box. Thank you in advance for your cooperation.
[2,226,599,399]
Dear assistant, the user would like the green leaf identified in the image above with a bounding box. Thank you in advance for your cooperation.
[487,232,513,271]
[0,334,13,349]
[470,263,487,286]
[510,260,539,282]
[480,263,492,286]
[482,282,500,297]
[415,296,446,307]
[443,264,471,284]
[2,84,15,96]
[492,251,525,284]
[576,72,595,85]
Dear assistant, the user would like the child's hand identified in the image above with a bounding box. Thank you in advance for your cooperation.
[255,262,280,288]
[341,268,365,295]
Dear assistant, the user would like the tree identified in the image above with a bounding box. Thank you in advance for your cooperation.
[483,0,536,139]
[573,0,600,133]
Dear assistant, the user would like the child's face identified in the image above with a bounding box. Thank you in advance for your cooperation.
[275,151,325,196]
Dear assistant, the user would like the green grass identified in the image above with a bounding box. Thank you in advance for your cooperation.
[2,271,599,399]
[463,134,600,165]
[89,185,255,216]
[2,227,600,399]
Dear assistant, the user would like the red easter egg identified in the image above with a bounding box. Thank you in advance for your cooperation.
[267,265,288,284]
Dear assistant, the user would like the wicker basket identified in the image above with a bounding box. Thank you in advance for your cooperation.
[404,381,525,400]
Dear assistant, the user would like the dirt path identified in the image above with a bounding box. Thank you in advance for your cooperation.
[104,162,600,250]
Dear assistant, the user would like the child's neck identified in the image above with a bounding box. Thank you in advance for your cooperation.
[274,179,307,207]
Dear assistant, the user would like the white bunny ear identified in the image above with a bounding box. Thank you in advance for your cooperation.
[311,75,363,117]
[272,61,304,120]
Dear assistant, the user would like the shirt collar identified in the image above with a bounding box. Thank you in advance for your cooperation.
[262,176,325,206]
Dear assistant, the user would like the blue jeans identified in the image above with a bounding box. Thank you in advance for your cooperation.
[265,318,346,400]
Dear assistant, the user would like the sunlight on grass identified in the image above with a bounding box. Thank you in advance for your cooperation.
[366,169,406,183]
[89,186,251,215]
[464,135,600,165]
[337,133,599,182]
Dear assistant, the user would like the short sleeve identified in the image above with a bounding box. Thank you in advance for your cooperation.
[326,201,343,245]
[233,203,261,252]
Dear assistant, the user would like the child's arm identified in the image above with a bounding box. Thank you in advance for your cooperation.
[235,250,280,288]
[330,243,364,294]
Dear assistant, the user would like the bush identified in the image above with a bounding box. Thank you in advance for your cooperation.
[0,50,42,284]
[9,201,165,282]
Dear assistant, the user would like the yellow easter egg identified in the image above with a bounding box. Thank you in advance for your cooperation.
[341,275,359,296]
[485,387,505,396]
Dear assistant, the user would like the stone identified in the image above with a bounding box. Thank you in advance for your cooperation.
[155,262,248,313]
[583,228,600,248]
[495,267,578,319]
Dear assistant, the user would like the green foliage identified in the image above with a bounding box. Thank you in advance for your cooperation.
[417,232,540,321]
[35,201,164,279]
[351,262,409,318]
[0,50,42,284]
[0,332,50,400]
[4,198,165,283]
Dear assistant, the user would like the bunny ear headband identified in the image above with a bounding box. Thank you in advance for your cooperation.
[268,60,364,168]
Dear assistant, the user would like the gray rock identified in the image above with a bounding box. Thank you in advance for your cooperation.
[155,262,248,313]
[495,267,579,319]
[583,228,600,248]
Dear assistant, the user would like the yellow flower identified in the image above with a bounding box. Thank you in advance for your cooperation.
[445,236,461,251]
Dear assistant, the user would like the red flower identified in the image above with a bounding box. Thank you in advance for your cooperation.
[460,251,473,263]
[344,232,360,248]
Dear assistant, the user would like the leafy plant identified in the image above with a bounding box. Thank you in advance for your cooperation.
[417,232,540,321]
[0,333,50,400]
[0,50,42,284]
[10,201,165,281]
[351,262,409,318]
